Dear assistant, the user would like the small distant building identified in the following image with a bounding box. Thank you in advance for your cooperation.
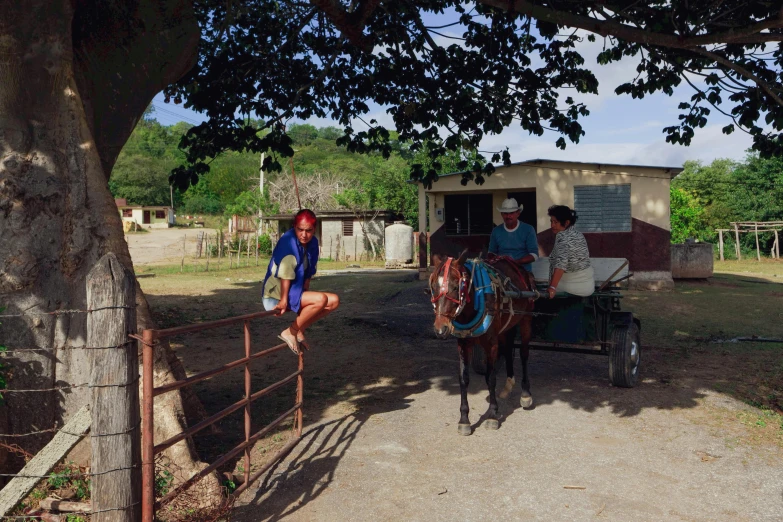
[115,198,174,229]
[262,210,399,261]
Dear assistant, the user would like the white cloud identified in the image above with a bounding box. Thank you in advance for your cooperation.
[480,123,752,167]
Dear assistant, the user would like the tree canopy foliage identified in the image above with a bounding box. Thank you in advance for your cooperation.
[670,153,783,253]
[111,120,422,224]
[162,0,783,191]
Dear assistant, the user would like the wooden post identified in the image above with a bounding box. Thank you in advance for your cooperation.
[776,230,780,259]
[237,235,243,268]
[255,229,259,266]
[87,253,141,522]
[755,223,761,261]
[734,223,741,260]
[180,234,186,272]
[246,233,251,267]
[418,231,428,280]
[205,236,211,271]
[0,405,90,517]
[217,232,222,271]
[718,230,724,261]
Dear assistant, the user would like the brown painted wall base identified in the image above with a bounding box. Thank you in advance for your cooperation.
[430,218,672,274]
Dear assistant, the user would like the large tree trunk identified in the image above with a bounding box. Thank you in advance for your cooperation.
[0,0,217,499]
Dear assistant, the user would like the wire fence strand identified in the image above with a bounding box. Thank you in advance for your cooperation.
[0,305,135,318]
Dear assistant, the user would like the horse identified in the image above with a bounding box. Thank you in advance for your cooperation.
[429,249,536,436]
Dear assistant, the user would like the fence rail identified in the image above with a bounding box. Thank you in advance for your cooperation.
[140,310,304,522]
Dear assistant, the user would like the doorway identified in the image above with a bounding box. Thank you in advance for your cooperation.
[507,190,537,229]
[143,210,151,224]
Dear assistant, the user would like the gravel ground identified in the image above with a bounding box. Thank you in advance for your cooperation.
[216,272,783,522]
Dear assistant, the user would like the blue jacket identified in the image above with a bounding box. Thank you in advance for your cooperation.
[262,228,319,313]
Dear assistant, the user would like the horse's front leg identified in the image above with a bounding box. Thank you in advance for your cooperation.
[519,316,534,409]
[457,339,472,436]
[498,324,516,399]
[479,336,500,430]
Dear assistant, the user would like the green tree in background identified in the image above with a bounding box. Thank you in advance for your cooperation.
[670,187,707,243]
[671,153,783,254]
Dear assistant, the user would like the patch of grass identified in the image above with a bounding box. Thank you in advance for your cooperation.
[47,462,90,501]
[155,468,175,497]
[714,258,783,279]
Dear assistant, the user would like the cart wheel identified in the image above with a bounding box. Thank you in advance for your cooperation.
[609,322,641,388]
[471,344,487,375]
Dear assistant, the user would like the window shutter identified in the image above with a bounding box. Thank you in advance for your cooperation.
[574,184,631,233]
[342,219,354,237]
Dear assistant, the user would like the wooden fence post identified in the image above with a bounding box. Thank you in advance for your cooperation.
[718,230,724,261]
[87,253,140,522]
[734,223,741,260]
[755,223,761,261]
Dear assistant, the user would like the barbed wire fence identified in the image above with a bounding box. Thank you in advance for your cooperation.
[0,254,236,521]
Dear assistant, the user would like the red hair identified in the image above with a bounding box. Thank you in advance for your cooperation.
[294,209,317,227]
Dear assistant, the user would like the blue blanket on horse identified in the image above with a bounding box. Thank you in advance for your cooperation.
[452,260,496,338]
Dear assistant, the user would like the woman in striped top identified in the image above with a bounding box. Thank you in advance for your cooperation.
[547,205,595,298]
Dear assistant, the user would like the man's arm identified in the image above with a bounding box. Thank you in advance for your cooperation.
[515,225,539,266]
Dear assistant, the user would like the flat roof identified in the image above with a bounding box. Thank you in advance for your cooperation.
[416,158,683,182]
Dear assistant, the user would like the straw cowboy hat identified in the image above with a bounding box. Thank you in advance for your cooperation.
[497,198,523,213]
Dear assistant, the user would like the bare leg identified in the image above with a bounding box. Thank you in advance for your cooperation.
[295,291,339,333]
[286,291,339,334]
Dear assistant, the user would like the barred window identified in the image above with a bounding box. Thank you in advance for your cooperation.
[155,210,166,219]
[122,209,132,217]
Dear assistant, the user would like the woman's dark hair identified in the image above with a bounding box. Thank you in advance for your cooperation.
[294,208,317,227]
[547,205,578,228]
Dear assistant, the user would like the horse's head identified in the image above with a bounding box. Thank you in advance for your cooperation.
[429,249,470,339]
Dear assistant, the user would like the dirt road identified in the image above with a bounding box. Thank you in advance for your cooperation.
[141,268,783,521]
[125,227,216,265]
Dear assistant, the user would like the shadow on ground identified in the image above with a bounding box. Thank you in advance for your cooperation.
[142,269,783,515]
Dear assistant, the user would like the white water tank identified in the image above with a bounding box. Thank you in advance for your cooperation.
[385,222,414,263]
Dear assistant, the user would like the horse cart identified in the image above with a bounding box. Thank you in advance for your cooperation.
[471,257,641,388]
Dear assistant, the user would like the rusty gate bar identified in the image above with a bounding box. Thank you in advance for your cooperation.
[155,402,302,509]
[154,368,301,454]
[154,343,286,397]
[141,329,155,522]
[244,320,251,488]
[140,309,304,522]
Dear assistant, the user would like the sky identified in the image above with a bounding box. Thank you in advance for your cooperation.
[150,12,757,170]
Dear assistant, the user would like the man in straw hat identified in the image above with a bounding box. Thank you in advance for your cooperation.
[489,198,539,273]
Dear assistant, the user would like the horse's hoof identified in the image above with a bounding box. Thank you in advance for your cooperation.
[520,395,534,409]
[484,419,499,430]
[457,424,472,436]
[498,377,515,399]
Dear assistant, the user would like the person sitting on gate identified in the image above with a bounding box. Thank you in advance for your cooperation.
[261,209,340,354]
[488,198,539,272]
[546,205,594,298]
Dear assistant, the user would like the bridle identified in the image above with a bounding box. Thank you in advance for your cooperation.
[430,257,471,320]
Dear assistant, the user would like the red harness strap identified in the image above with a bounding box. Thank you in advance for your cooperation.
[431,258,461,304]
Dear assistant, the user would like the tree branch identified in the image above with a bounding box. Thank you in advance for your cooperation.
[310,0,383,50]
[479,0,783,47]
[689,47,783,107]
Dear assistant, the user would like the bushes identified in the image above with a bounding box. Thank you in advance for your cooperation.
[257,234,272,255]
